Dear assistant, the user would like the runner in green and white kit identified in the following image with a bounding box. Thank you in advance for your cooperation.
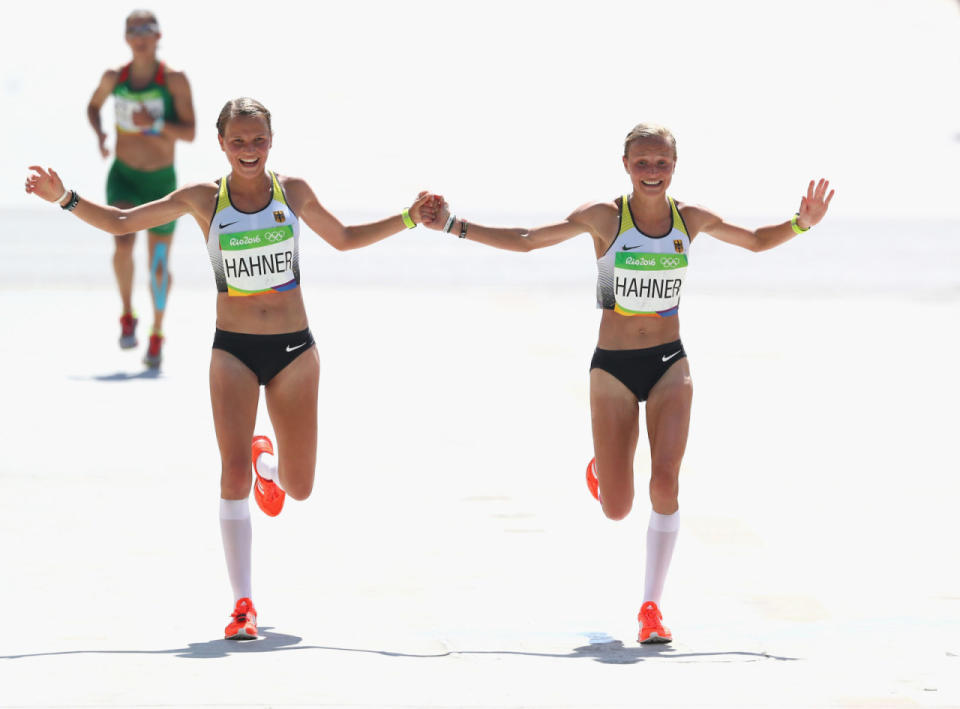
[424,123,834,644]
[87,9,195,367]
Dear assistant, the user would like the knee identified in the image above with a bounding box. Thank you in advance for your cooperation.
[648,472,679,510]
[152,243,170,272]
[114,237,135,255]
[601,496,633,521]
[279,467,314,501]
[220,461,252,499]
[283,478,313,502]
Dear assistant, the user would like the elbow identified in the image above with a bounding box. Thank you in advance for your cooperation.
[331,227,358,251]
[106,208,130,236]
[109,221,131,236]
[328,235,351,251]
[512,234,536,253]
[183,125,196,142]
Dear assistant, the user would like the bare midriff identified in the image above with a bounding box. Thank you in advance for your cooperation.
[116,132,175,171]
[596,309,681,350]
[214,290,309,335]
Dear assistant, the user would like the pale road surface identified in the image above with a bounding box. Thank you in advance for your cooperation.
[1,271,957,707]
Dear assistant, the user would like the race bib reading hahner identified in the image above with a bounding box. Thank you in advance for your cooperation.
[220,226,297,296]
[613,252,688,316]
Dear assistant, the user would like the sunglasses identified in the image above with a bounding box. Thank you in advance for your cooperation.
[126,22,159,37]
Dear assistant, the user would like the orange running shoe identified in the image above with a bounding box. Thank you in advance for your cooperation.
[119,312,138,349]
[224,597,258,640]
[638,601,672,644]
[143,333,163,369]
[252,435,285,517]
[586,457,601,502]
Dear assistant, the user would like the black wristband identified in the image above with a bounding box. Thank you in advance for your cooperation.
[61,190,79,212]
[459,219,468,239]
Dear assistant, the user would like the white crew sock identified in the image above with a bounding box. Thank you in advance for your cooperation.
[256,451,282,489]
[219,498,252,601]
[643,510,680,606]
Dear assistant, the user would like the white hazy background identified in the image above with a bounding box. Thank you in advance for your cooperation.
[3,0,960,222]
[1,4,959,706]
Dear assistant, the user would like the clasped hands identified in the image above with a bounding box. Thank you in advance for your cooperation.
[405,191,450,230]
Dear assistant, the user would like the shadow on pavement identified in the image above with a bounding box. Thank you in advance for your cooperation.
[69,369,163,382]
[2,628,798,664]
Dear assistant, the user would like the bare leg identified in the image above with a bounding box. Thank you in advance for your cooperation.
[210,349,261,498]
[110,200,136,315]
[589,368,641,521]
[644,359,692,514]
[113,234,136,315]
[264,347,320,501]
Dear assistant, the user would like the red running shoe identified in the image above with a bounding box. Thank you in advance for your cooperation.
[638,601,672,644]
[224,597,258,640]
[252,435,284,517]
[586,457,601,502]
[143,333,163,368]
[119,312,138,349]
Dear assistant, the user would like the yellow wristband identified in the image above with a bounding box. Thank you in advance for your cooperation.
[791,213,810,234]
[401,208,416,229]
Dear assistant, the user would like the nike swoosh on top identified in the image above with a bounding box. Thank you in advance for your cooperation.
[662,350,682,362]
[621,244,646,251]
[219,221,238,229]
[286,343,307,352]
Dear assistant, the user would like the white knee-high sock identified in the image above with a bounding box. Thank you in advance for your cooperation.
[643,510,679,606]
[219,498,252,601]
[256,451,282,489]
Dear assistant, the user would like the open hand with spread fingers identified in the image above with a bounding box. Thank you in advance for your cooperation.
[797,178,835,229]
[25,166,66,204]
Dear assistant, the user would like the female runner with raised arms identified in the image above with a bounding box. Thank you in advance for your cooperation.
[25,98,438,640]
[425,123,834,643]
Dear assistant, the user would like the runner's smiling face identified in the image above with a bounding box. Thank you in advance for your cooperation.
[219,115,273,178]
[623,137,676,196]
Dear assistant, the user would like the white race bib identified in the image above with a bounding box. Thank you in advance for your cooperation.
[115,87,165,135]
[220,226,297,296]
[613,252,687,316]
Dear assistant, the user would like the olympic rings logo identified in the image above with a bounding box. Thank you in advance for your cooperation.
[660,257,681,267]
[263,230,288,243]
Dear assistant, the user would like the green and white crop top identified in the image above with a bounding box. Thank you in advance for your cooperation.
[207,172,301,296]
[596,195,691,317]
[113,62,177,136]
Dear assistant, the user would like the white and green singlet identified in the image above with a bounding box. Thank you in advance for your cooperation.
[207,172,301,297]
[596,195,691,317]
[113,62,177,136]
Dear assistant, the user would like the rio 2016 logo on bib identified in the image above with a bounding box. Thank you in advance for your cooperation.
[613,252,688,317]
[219,226,297,296]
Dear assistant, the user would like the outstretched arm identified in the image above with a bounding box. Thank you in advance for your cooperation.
[423,198,601,252]
[690,179,835,252]
[284,179,439,251]
[25,165,194,235]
